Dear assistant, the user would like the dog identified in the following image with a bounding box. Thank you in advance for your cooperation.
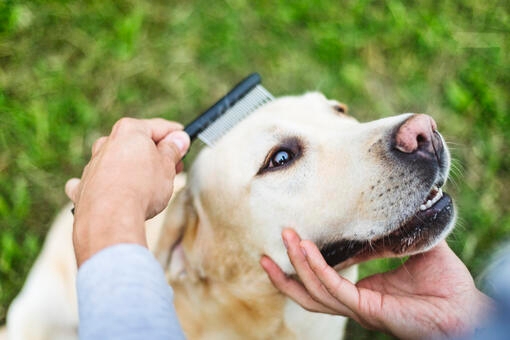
[5,92,455,339]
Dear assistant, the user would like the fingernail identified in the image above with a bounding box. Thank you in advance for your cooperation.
[300,246,307,258]
[167,131,190,154]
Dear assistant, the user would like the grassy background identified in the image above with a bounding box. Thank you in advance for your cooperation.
[0,0,508,338]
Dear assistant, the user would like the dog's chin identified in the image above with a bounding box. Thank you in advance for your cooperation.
[320,193,455,270]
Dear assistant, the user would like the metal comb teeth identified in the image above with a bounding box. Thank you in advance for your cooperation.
[198,85,274,146]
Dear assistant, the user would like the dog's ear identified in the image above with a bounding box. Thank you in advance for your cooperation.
[153,183,199,282]
[328,99,349,115]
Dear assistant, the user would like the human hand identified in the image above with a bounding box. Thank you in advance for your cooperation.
[65,118,190,266]
[261,228,494,339]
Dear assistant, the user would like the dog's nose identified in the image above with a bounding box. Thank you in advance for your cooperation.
[394,114,441,156]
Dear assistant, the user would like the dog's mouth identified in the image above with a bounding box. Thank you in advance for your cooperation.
[320,182,454,268]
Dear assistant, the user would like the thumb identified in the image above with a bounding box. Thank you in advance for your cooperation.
[65,178,81,203]
[158,131,190,165]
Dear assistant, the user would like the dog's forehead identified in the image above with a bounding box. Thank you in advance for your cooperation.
[201,92,358,157]
[235,92,357,133]
[190,93,359,188]
[254,92,344,121]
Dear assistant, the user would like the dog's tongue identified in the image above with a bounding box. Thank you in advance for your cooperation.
[320,240,366,267]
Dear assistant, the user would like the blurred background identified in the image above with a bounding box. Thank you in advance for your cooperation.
[0,0,508,338]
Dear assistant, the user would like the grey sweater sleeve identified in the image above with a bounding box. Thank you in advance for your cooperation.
[76,244,185,340]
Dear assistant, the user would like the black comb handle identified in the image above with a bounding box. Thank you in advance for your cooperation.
[184,73,261,142]
[71,74,264,216]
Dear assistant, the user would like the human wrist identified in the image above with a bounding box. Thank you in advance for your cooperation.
[73,198,147,266]
[441,289,495,339]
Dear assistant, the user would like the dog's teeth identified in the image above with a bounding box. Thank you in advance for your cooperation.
[433,189,443,204]
[420,187,444,211]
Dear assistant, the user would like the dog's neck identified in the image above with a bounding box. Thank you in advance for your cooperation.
[168,250,356,339]
[170,265,297,339]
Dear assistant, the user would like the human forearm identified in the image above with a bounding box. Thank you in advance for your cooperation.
[72,199,147,266]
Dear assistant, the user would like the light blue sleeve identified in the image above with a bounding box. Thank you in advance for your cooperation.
[76,244,186,340]
[467,246,510,339]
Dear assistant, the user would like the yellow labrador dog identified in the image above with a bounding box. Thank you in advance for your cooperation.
[5,93,455,339]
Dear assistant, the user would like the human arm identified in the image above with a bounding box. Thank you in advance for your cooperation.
[65,118,190,339]
[77,244,185,340]
[260,228,494,339]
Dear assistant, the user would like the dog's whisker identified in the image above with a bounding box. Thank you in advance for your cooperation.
[444,139,465,147]
[447,160,464,190]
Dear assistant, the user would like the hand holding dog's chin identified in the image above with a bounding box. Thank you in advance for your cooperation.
[66,118,190,267]
[261,229,494,339]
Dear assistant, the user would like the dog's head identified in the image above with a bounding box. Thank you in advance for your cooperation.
[156,92,455,279]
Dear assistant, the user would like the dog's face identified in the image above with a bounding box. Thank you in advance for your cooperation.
[158,92,455,279]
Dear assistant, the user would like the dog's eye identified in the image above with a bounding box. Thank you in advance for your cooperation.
[269,149,294,168]
[257,137,303,175]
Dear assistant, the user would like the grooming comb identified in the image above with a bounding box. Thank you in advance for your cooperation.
[71,74,272,215]
[184,73,274,146]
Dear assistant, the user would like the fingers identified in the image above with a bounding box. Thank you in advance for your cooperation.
[158,131,190,165]
[65,178,81,202]
[260,255,338,314]
[111,117,184,143]
[175,161,185,174]
[282,229,355,316]
[144,118,185,142]
[284,230,333,299]
[91,136,107,156]
[70,118,189,205]
[300,240,362,315]
[109,117,190,164]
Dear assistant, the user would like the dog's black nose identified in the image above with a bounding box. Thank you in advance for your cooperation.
[393,114,443,159]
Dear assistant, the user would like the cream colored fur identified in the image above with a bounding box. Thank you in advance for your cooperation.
[5,92,453,339]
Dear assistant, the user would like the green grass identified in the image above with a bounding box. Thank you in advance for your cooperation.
[0,0,508,338]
